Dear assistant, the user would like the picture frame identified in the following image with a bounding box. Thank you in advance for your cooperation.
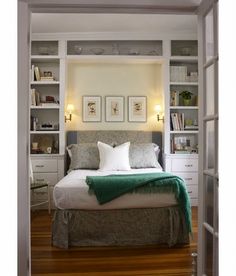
[105,96,125,122]
[82,96,102,122]
[128,96,147,122]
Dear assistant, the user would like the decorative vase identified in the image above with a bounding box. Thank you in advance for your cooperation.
[183,98,191,106]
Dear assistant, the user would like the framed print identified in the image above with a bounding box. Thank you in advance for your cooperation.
[105,96,125,122]
[82,96,102,122]
[128,96,147,122]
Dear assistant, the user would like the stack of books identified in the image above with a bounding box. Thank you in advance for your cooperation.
[40,76,55,81]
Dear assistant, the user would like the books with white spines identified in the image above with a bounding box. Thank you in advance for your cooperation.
[31,89,40,106]
[170,91,179,106]
[31,64,35,82]
[31,89,36,106]
[171,113,180,130]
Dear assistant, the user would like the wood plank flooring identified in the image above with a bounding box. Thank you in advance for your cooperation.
[31,207,197,276]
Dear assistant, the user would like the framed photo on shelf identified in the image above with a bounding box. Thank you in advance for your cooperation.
[82,96,102,122]
[105,96,124,122]
[128,96,147,122]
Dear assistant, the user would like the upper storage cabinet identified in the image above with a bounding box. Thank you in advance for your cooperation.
[31,41,59,56]
[67,40,163,56]
[171,40,198,57]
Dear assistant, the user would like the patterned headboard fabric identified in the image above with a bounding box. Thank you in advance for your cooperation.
[66,130,163,164]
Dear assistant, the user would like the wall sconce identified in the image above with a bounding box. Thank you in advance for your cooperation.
[65,104,74,123]
[155,104,164,122]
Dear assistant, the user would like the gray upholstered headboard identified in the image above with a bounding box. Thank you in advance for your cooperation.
[66,130,163,165]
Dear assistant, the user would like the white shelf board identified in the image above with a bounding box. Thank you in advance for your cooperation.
[30,81,60,85]
[170,56,198,62]
[30,105,60,109]
[170,82,198,86]
[31,55,59,60]
[67,55,164,64]
[30,153,62,157]
[170,106,199,109]
[170,130,199,134]
[30,131,60,134]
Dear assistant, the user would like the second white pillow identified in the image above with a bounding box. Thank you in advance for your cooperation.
[97,141,131,171]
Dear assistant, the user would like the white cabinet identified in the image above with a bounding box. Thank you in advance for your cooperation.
[31,155,64,209]
[165,154,198,206]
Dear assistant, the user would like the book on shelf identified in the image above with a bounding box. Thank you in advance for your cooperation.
[31,89,40,106]
[184,125,198,130]
[40,76,55,81]
[34,66,41,81]
[170,112,184,131]
[174,150,191,154]
[170,90,179,106]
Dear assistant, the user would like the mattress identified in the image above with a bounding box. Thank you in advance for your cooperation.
[53,168,178,210]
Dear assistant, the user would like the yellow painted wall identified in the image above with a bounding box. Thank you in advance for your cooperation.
[65,62,164,131]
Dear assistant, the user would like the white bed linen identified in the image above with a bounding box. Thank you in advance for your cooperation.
[53,168,177,210]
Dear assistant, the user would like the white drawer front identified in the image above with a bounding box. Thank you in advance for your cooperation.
[33,172,58,186]
[186,185,198,199]
[172,158,198,172]
[174,172,198,185]
[32,159,58,172]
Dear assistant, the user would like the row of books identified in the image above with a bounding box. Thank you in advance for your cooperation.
[170,112,185,131]
[31,65,55,82]
[170,66,187,82]
[31,89,40,106]
[31,89,59,107]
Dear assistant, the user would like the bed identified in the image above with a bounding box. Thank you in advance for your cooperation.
[52,131,191,249]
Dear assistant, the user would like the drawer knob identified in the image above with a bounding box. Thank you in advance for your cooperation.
[36,179,45,182]
[35,165,44,168]
[185,164,193,167]
[185,178,193,181]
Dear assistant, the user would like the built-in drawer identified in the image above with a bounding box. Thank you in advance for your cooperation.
[32,159,58,173]
[186,184,198,199]
[174,172,198,185]
[33,172,58,186]
[171,158,198,172]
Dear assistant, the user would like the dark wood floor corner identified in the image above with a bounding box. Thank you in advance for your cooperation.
[31,207,197,276]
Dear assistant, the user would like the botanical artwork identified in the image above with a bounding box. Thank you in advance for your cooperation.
[87,101,96,116]
[133,101,143,115]
[111,101,119,116]
[105,96,124,122]
[83,96,101,122]
[128,96,147,122]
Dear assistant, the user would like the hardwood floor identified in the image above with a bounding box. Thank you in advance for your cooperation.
[31,207,197,276]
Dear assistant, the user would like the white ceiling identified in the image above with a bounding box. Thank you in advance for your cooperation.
[31,13,197,34]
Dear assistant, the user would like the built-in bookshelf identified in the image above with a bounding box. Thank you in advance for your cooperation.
[30,40,65,155]
[167,40,198,155]
[165,40,198,206]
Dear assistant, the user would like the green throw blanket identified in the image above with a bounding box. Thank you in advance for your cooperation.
[86,172,192,233]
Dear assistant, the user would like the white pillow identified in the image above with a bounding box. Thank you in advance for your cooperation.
[97,141,131,171]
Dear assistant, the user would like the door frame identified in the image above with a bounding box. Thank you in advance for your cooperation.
[18,1,204,275]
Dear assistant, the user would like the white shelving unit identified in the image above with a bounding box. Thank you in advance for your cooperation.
[30,40,65,209]
[164,39,199,206]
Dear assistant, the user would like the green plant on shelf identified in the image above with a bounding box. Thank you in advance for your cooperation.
[179,90,193,106]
